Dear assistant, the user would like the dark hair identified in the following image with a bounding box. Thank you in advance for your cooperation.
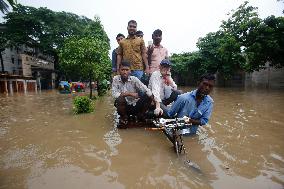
[199,73,216,82]
[136,30,143,36]
[116,33,125,38]
[120,61,131,68]
[128,20,137,26]
[153,29,162,36]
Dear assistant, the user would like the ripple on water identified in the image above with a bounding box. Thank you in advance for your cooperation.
[2,144,39,169]
[103,129,122,156]
[270,153,284,164]
[27,165,124,189]
[0,126,9,138]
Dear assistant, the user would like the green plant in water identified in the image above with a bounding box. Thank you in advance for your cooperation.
[73,96,94,114]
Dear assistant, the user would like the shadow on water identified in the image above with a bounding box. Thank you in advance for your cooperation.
[0,88,284,189]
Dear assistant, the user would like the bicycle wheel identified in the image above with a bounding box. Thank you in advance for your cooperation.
[177,135,185,154]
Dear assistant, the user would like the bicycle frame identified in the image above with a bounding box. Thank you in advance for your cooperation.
[151,118,191,156]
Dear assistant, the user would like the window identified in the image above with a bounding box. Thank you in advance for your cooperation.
[11,58,15,64]
[26,57,28,61]
[18,59,22,65]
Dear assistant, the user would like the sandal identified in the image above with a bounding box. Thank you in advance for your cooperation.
[117,118,128,129]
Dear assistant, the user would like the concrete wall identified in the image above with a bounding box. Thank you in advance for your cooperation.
[0,46,56,90]
[0,47,22,74]
[215,65,284,89]
[216,71,245,88]
[245,64,284,89]
[20,54,54,77]
[0,46,54,76]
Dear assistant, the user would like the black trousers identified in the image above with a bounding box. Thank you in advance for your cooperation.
[115,94,152,120]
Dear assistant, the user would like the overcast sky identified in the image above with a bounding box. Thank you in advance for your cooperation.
[1,0,283,55]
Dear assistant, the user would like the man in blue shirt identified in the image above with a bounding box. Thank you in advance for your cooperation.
[112,33,125,76]
[166,73,215,135]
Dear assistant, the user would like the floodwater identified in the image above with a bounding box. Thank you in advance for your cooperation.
[0,88,284,189]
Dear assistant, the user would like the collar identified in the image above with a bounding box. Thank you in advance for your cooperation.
[126,35,137,39]
[153,44,164,48]
[190,89,198,98]
[190,89,213,103]
[118,75,132,82]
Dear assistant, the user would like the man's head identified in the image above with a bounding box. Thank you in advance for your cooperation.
[159,59,171,77]
[119,61,131,80]
[136,30,144,38]
[127,20,137,36]
[197,73,215,96]
[116,33,125,44]
[152,29,162,45]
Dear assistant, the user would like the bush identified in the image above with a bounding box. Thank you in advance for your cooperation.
[73,96,94,114]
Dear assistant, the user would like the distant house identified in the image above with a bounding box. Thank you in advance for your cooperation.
[0,45,56,93]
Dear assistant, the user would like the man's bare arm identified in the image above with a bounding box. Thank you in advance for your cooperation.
[142,51,149,73]
[120,92,139,98]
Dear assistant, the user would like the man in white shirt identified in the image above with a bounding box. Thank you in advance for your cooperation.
[148,59,181,116]
[112,61,153,128]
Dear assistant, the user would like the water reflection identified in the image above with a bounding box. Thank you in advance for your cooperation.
[0,88,284,189]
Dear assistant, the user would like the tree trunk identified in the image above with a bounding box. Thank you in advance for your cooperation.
[89,76,93,99]
[0,50,4,73]
[97,79,101,96]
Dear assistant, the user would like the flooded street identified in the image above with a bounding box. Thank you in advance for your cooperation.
[0,88,284,189]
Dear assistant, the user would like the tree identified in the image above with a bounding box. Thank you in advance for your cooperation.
[172,1,284,83]
[2,5,102,72]
[0,0,16,13]
[59,36,110,98]
[220,1,284,72]
[170,51,203,84]
[244,15,284,71]
[0,28,7,72]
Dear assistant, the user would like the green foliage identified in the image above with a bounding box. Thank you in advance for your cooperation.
[3,4,95,52]
[173,1,284,81]
[98,79,110,96]
[59,35,111,98]
[2,4,111,93]
[2,4,110,76]
[170,52,203,81]
[0,0,16,13]
[73,96,94,114]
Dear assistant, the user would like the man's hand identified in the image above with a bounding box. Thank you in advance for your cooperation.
[183,116,190,123]
[154,108,163,116]
[144,65,150,74]
[163,75,172,86]
[122,92,139,98]
[129,92,139,98]
[147,45,154,55]
[183,116,201,125]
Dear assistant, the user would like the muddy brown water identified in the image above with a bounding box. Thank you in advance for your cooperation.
[0,88,284,189]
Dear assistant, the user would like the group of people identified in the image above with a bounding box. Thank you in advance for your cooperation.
[111,20,216,135]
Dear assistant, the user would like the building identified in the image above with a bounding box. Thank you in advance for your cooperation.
[0,45,55,94]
